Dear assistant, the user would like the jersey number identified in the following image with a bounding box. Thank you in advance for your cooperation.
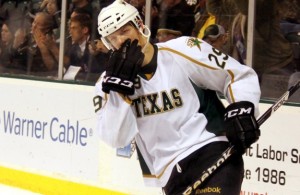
[93,95,102,113]
[134,77,141,89]
[208,48,228,68]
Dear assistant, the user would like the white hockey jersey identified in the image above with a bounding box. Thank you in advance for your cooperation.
[94,36,261,187]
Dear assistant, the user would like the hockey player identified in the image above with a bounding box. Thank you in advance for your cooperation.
[94,0,261,194]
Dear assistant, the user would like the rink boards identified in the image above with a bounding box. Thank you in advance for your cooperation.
[0,77,299,195]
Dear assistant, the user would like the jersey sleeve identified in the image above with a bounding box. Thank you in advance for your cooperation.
[158,36,261,117]
[94,72,138,148]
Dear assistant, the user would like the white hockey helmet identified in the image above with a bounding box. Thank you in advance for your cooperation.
[97,0,150,50]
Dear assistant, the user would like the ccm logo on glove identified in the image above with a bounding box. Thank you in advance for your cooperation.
[224,106,253,120]
[224,101,260,154]
[103,76,134,88]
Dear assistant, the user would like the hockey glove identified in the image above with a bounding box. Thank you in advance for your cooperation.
[102,39,144,95]
[224,101,260,154]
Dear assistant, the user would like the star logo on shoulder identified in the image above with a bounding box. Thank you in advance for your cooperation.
[187,38,202,50]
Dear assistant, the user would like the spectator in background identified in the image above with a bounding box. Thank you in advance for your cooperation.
[68,14,91,70]
[27,11,68,75]
[156,28,182,43]
[192,0,211,38]
[192,0,238,54]
[67,13,104,82]
[40,0,62,41]
[193,0,207,25]
[278,0,300,72]
[203,24,228,52]
[231,0,295,80]
[45,0,61,16]
[278,0,300,44]
[66,6,94,57]
[67,13,109,82]
[0,20,30,74]
[0,21,15,70]
[68,0,100,38]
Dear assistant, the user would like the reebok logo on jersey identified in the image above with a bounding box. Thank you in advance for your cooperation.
[195,187,221,194]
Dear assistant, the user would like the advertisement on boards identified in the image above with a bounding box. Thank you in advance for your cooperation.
[241,104,300,195]
[0,78,99,183]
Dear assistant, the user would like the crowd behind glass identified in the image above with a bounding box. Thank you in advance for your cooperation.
[0,0,299,102]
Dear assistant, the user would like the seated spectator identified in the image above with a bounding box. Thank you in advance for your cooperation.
[203,24,228,52]
[65,6,94,57]
[192,0,238,55]
[68,0,100,37]
[68,14,91,70]
[0,20,15,70]
[278,0,300,44]
[192,0,213,39]
[0,20,30,74]
[66,14,106,82]
[46,0,61,16]
[156,28,182,43]
[27,11,68,75]
[45,0,62,40]
[232,0,295,79]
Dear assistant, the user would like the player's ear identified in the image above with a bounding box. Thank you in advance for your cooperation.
[136,19,144,31]
[136,19,151,39]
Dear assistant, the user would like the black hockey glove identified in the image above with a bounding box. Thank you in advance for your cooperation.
[102,39,144,95]
[224,101,260,154]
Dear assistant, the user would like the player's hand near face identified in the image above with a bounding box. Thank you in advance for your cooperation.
[102,39,144,95]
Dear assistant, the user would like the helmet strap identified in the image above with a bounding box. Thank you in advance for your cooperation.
[139,25,151,52]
